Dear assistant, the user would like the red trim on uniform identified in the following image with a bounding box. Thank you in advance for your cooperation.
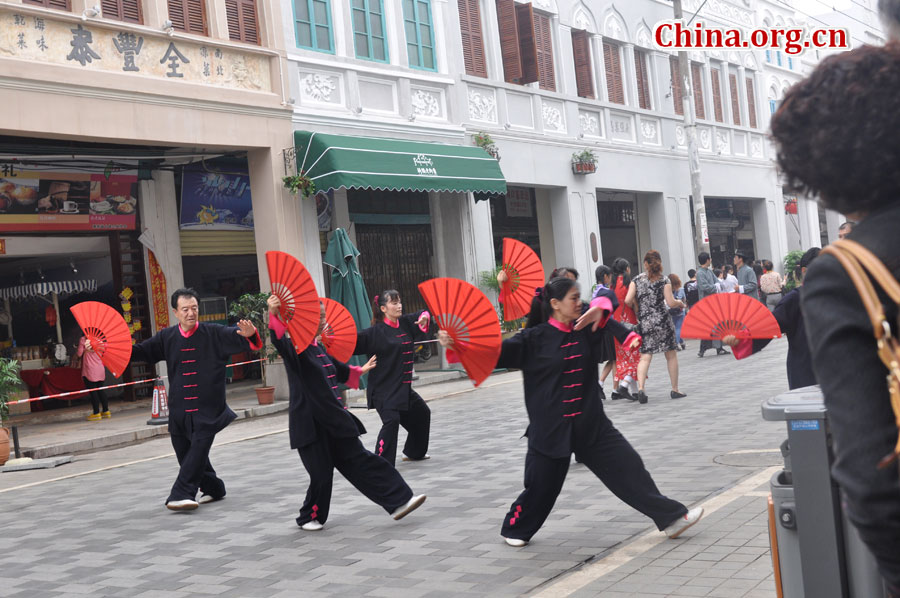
[560,342,579,348]
[623,332,642,350]
[548,317,574,333]
[563,368,582,374]
[418,311,431,333]
[246,328,263,352]
[186,408,199,413]
[563,383,581,388]
[185,396,198,400]
[183,372,197,376]
[563,354,583,360]
[179,324,199,338]
[180,348,196,352]
[182,359,196,363]
[346,366,363,389]
[563,397,582,403]
[384,318,400,329]
[269,313,287,339]
[732,338,753,360]
[563,412,582,417]
[184,384,198,388]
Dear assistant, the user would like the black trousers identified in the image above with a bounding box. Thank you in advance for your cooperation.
[699,339,723,353]
[501,425,687,542]
[83,377,108,414]
[296,425,413,526]
[167,416,225,503]
[374,392,430,466]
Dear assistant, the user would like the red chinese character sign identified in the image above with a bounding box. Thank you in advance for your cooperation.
[0,166,138,231]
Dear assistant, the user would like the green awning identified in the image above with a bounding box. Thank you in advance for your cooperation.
[293,130,506,195]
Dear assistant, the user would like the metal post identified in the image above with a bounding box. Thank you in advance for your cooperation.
[672,0,710,257]
[11,425,21,459]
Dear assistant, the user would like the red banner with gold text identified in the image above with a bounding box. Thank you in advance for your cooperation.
[147,250,169,331]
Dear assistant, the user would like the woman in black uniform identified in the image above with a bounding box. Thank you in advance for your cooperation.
[354,290,431,466]
[441,277,702,546]
[267,295,426,529]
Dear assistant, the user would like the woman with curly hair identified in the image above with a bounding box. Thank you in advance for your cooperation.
[770,43,900,597]
[625,251,686,403]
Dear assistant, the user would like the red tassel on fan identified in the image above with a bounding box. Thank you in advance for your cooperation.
[500,238,545,322]
[266,251,322,353]
[417,277,502,387]
[319,298,358,363]
[681,293,782,340]
[70,301,132,378]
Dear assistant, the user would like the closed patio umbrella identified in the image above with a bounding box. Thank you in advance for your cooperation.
[323,228,372,389]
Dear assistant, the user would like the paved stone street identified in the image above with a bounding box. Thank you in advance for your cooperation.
[0,338,793,597]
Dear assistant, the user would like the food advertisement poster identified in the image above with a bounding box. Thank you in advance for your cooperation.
[0,167,138,231]
[180,165,253,230]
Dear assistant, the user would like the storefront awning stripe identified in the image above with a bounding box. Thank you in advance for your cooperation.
[0,279,98,301]
[294,130,507,195]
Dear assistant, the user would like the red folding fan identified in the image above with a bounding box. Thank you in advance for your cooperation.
[417,278,502,387]
[70,301,132,378]
[500,238,545,321]
[266,251,321,353]
[682,293,782,340]
[320,297,358,363]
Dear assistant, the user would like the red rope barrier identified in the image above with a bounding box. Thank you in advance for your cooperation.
[11,357,267,405]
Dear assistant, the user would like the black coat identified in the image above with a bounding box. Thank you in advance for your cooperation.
[354,313,428,411]
[131,323,260,438]
[269,328,365,450]
[742,289,815,390]
[802,202,900,591]
[496,317,634,458]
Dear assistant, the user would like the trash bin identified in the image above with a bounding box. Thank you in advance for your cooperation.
[762,386,887,598]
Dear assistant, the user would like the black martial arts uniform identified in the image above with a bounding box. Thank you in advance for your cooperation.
[494,297,688,542]
[268,315,414,526]
[131,322,262,504]
[354,312,431,465]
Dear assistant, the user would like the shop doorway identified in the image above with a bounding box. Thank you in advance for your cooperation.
[489,186,541,263]
[706,198,757,268]
[596,190,639,268]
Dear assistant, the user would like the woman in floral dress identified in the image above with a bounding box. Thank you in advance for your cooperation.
[611,258,639,400]
[625,251,686,404]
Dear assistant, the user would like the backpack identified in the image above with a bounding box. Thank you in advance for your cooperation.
[684,280,700,307]
[821,240,900,471]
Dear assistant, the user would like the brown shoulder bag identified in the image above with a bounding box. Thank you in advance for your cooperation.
[820,239,900,470]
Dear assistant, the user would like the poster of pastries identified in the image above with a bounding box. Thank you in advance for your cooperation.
[0,167,138,231]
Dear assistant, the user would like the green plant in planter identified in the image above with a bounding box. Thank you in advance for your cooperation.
[473,131,499,159]
[479,268,526,333]
[572,148,597,164]
[782,249,806,292]
[227,293,279,387]
[282,173,317,198]
[0,357,23,426]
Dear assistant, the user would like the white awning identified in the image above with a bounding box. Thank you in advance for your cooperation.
[0,279,98,301]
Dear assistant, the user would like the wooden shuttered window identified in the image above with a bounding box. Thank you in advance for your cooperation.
[168,0,207,35]
[101,0,142,23]
[729,73,741,126]
[603,42,624,104]
[571,29,593,99]
[515,2,539,85]
[670,56,683,115]
[458,0,487,77]
[533,12,555,91]
[23,0,71,9]
[691,63,705,120]
[710,67,724,123]
[496,0,522,83]
[745,77,758,128]
[225,0,259,44]
[634,50,651,110]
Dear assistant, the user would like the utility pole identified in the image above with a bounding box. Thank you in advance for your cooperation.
[672,0,710,258]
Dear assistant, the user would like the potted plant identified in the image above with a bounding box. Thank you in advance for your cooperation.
[0,357,24,466]
[571,149,598,174]
[283,172,317,198]
[473,131,500,160]
[782,249,806,292]
[479,268,526,339]
[227,292,279,405]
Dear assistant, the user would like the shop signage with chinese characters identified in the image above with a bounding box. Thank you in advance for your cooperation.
[0,167,138,231]
[0,9,271,92]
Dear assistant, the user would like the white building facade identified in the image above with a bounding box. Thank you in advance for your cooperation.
[279,0,883,299]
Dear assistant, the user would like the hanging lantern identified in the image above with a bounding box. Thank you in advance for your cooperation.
[45,305,57,327]
[784,198,798,215]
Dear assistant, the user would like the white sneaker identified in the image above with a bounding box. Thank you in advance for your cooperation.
[391,494,427,520]
[166,499,199,511]
[503,536,528,547]
[401,454,430,462]
[665,507,704,538]
[300,520,324,531]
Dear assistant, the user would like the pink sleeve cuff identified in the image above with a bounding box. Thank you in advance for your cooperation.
[446,347,461,364]
[732,338,753,360]
[247,327,263,352]
[624,332,642,349]
[346,365,363,389]
[418,311,431,333]
[590,296,613,312]
[268,313,287,340]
